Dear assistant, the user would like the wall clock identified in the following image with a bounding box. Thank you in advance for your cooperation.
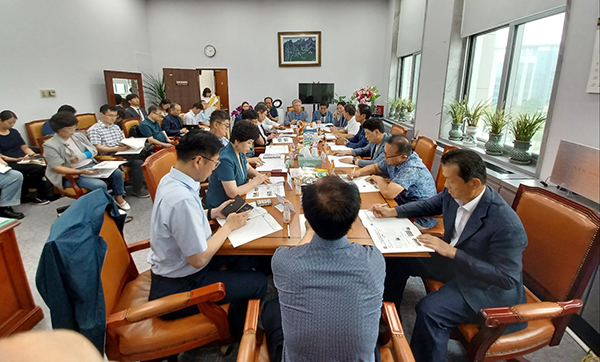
[204,45,216,58]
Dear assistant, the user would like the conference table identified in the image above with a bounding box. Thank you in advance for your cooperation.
[215,125,430,257]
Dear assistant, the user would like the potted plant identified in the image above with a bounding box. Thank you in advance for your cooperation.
[445,98,466,140]
[508,112,546,164]
[143,73,166,107]
[386,97,400,119]
[483,108,510,155]
[395,98,406,121]
[463,100,488,145]
[404,99,416,123]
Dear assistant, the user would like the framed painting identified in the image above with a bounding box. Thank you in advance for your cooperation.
[278,31,321,67]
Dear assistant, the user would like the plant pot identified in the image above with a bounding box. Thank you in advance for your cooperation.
[485,133,504,155]
[395,109,405,122]
[449,123,463,141]
[463,126,478,145]
[509,140,532,164]
[405,111,413,123]
[388,107,396,119]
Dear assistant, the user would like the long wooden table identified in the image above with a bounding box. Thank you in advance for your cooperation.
[216,127,430,257]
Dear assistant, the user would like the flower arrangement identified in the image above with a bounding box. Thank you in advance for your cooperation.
[231,104,253,118]
[352,86,380,105]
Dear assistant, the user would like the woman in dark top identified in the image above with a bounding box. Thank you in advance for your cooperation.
[0,110,49,205]
[234,101,251,123]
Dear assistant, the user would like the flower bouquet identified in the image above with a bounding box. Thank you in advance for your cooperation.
[231,104,253,118]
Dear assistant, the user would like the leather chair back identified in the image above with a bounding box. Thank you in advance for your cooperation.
[435,145,459,193]
[76,113,98,130]
[286,106,305,112]
[25,119,47,149]
[390,124,407,135]
[121,118,139,138]
[413,136,436,171]
[100,213,137,314]
[513,186,600,304]
[142,147,178,201]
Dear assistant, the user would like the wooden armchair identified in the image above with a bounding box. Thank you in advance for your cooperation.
[121,118,139,138]
[76,113,98,130]
[420,145,459,237]
[425,185,599,361]
[413,136,437,171]
[141,147,178,201]
[100,212,230,361]
[390,124,407,135]
[237,300,415,362]
[25,119,48,152]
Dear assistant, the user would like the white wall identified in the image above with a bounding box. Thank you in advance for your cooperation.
[0,0,152,139]
[538,0,600,178]
[146,0,391,115]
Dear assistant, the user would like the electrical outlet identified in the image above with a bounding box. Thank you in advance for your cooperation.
[48,89,56,97]
[40,90,49,98]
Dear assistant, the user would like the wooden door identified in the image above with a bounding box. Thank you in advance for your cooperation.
[214,69,229,112]
[163,68,201,112]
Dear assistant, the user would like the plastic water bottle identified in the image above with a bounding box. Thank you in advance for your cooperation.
[295,178,302,196]
[283,204,291,223]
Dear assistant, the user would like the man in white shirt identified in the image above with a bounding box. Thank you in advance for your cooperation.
[332,104,359,138]
[256,102,283,132]
[370,149,528,362]
[208,110,231,147]
[183,102,210,127]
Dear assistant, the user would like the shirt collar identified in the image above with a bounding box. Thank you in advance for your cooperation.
[309,233,351,248]
[455,187,486,211]
[169,166,200,192]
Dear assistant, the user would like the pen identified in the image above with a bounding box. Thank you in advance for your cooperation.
[287,224,291,239]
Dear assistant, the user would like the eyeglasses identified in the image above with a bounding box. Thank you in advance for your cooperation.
[384,152,403,159]
[220,122,230,128]
[198,156,221,168]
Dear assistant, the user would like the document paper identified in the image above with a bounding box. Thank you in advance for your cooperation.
[264,145,290,154]
[340,175,380,193]
[358,210,434,253]
[256,154,287,173]
[246,177,286,199]
[328,155,355,168]
[272,137,294,144]
[81,161,127,178]
[217,206,282,247]
[116,137,147,155]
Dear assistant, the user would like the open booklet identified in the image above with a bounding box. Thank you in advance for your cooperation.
[81,160,127,178]
[358,210,434,254]
[0,163,12,174]
[116,138,148,155]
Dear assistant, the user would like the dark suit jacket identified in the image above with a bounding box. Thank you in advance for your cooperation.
[161,114,183,136]
[124,106,148,120]
[395,186,528,315]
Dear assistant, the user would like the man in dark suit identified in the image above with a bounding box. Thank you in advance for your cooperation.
[371,149,528,362]
[124,94,147,121]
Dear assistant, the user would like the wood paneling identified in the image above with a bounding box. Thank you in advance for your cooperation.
[163,68,201,112]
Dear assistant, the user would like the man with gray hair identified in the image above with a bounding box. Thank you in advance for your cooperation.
[284,99,308,126]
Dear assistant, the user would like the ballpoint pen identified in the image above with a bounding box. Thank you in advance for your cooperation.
[287,224,291,239]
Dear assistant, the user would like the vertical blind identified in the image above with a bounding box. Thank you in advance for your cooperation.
[461,0,566,37]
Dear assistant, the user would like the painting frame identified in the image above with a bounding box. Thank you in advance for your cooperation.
[278,31,321,67]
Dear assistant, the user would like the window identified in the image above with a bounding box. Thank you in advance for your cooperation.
[397,53,421,102]
[461,11,565,157]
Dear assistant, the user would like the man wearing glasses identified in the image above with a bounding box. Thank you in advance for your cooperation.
[208,110,231,146]
[138,105,175,148]
[147,130,267,340]
[348,134,436,228]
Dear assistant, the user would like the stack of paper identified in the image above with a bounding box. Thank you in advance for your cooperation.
[328,144,353,152]
[0,164,12,174]
[328,155,355,168]
[272,137,294,144]
[340,175,380,193]
[358,210,433,253]
[116,138,147,155]
[256,154,287,172]
[264,145,290,154]
[217,206,283,247]
[324,133,337,141]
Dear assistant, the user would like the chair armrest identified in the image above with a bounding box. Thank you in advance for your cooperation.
[127,238,150,253]
[381,301,415,362]
[480,299,583,327]
[106,282,226,329]
[95,155,125,162]
[62,174,86,197]
[237,299,261,362]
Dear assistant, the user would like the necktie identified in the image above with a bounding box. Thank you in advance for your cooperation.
[137,108,143,120]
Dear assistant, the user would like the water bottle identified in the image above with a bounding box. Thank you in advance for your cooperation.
[295,178,302,196]
[283,204,291,223]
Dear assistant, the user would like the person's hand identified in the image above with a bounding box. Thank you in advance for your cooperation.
[224,210,250,231]
[316,120,322,124]
[163,143,175,148]
[212,199,235,219]
[116,144,131,152]
[417,234,457,259]
[339,157,353,164]
[80,168,98,175]
[334,150,352,156]
[366,175,383,184]
[335,137,346,145]
[333,111,338,118]
[69,156,79,164]
[347,168,359,180]
[267,133,277,141]
[181,128,189,134]
[247,157,264,167]
[0,158,8,167]
[252,173,269,186]
[370,204,396,218]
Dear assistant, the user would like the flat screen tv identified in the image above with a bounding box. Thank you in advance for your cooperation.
[298,83,334,104]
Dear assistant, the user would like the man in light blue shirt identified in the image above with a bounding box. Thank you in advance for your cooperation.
[147,130,267,339]
[336,118,391,169]
[262,176,385,362]
[284,99,308,126]
[183,102,209,126]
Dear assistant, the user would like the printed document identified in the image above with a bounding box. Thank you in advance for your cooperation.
[272,137,294,144]
[81,161,127,178]
[358,210,434,253]
[328,155,355,168]
[217,206,282,247]
[328,144,353,152]
[340,175,380,193]
[256,154,287,172]
[264,145,290,154]
[246,177,286,199]
[116,138,147,155]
